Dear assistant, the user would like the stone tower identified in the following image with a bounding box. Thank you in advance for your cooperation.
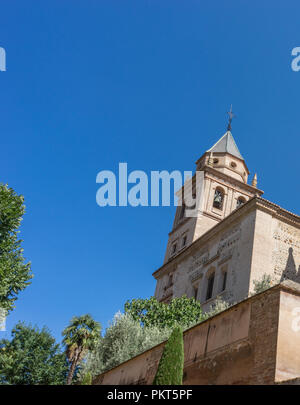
[163,130,263,265]
[153,127,300,311]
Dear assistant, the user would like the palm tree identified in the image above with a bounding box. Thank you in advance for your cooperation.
[62,314,101,385]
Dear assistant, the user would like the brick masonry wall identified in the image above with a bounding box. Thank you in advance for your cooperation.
[94,281,300,385]
[247,288,280,384]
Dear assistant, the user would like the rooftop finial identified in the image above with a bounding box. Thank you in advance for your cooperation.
[252,173,257,188]
[227,104,235,131]
[207,151,213,167]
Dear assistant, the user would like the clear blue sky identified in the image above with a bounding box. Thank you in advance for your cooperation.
[1,1,299,342]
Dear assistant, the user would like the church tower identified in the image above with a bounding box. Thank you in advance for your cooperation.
[163,128,263,265]
[153,110,288,309]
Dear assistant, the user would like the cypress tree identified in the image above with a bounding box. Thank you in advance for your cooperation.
[153,325,184,385]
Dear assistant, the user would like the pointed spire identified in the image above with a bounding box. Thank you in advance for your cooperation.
[252,173,257,188]
[207,131,243,160]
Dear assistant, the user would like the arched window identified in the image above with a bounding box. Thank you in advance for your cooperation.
[206,272,215,300]
[236,196,246,208]
[213,188,224,210]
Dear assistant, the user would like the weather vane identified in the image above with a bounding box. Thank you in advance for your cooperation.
[227,104,235,131]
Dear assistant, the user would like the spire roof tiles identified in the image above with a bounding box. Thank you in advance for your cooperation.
[207,131,243,160]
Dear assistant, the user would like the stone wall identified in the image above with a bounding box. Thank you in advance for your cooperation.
[155,199,257,310]
[94,281,300,385]
[155,197,300,312]
[249,203,300,290]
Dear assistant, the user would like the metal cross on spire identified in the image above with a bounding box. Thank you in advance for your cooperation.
[227,104,235,131]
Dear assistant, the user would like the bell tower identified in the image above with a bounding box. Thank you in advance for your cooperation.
[163,113,263,265]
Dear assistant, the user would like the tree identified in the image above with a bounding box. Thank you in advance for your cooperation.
[207,295,231,317]
[0,184,33,313]
[124,295,204,329]
[81,312,171,377]
[0,322,67,385]
[62,314,101,385]
[252,274,272,295]
[81,371,92,385]
[153,325,184,385]
[82,296,232,378]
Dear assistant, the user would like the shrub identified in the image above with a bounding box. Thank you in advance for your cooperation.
[80,312,172,377]
[252,274,272,295]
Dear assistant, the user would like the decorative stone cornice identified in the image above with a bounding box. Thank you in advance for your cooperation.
[203,253,220,267]
[255,197,300,227]
[204,166,264,196]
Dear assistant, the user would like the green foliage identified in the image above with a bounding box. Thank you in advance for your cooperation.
[252,274,272,295]
[81,312,171,377]
[81,371,92,385]
[153,325,184,385]
[82,296,232,379]
[0,184,33,313]
[124,295,204,329]
[205,296,231,318]
[0,322,67,385]
[62,314,101,384]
